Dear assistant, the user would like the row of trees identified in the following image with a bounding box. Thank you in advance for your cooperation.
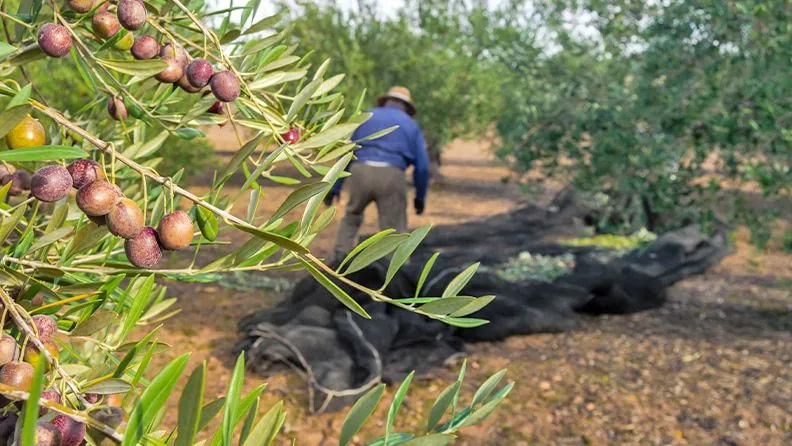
[287,0,790,237]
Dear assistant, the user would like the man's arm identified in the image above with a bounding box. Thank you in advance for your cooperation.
[412,127,430,210]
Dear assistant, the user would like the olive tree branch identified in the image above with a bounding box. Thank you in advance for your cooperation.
[0,383,123,443]
[0,288,91,408]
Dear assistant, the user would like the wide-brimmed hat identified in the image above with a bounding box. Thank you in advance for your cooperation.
[377,86,416,116]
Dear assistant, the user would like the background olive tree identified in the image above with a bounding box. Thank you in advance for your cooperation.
[0,0,511,444]
[283,0,509,169]
[495,0,792,242]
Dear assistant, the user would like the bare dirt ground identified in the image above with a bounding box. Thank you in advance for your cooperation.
[146,132,792,445]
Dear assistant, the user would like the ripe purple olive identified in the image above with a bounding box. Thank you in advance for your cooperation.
[208,101,224,115]
[159,42,188,68]
[282,128,301,144]
[31,315,57,344]
[155,56,183,83]
[33,421,62,446]
[131,35,159,60]
[67,159,105,189]
[0,334,18,367]
[186,58,213,88]
[107,96,127,120]
[31,165,73,202]
[156,210,194,250]
[107,197,144,239]
[38,23,72,58]
[1,171,31,196]
[0,361,34,392]
[40,389,62,416]
[92,11,120,39]
[177,74,201,93]
[124,227,162,268]
[117,0,146,31]
[210,70,240,102]
[67,0,95,13]
[52,415,86,446]
[76,180,121,216]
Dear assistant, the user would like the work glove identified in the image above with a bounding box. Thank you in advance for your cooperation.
[414,198,425,215]
[324,190,339,207]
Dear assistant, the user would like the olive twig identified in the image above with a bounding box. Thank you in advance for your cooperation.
[0,288,90,408]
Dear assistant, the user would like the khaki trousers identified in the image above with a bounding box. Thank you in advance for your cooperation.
[334,163,407,254]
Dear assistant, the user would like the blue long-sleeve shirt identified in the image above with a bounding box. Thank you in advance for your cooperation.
[331,105,430,202]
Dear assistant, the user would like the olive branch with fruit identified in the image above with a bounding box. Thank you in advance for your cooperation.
[0,0,512,444]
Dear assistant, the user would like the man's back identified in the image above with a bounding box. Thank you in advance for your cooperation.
[352,105,422,170]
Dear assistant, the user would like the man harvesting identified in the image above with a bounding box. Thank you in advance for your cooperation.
[325,86,430,256]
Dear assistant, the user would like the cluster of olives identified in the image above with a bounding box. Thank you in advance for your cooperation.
[27,159,194,269]
[0,314,125,446]
[0,316,77,446]
[36,0,240,120]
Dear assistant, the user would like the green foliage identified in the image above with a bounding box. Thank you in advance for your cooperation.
[283,0,507,160]
[0,0,507,444]
[496,0,791,235]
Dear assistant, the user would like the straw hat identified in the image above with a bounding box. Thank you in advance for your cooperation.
[377,86,416,116]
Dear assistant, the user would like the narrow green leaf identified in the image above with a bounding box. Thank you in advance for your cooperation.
[268,175,301,185]
[286,78,322,122]
[21,353,45,446]
[337,229,396,272]
[442,263,480,298]
[233,223,308,254]
[247,70,307,90]
[386,371,414,436]
[83,378,132,394]
[6,84,31,110]
[243,12,281,35]
[400,434,456,446]
[220,133,266,183]
[122,354,189,446]
[99,58,168,76]
[339,384,386,446]
[441,317,489,328]
[414,253,440,298]
[220,28,242,44]
[119,275,155,341]
[44,201,69,233]
[0,145,86,162]
[28,226,73,252]
[175,363,206,446]
[471,369,507,408]
[384,225,432,289]
[175,128,205,140]
[366,433,414,446]
[427,381,460,431]
[419,297,476,316]
[238,397,259,446]
[294,123,359,151]
[309,206,336,234]
[135,130,169,158]
[222,354,246,446]
[270,182,329,222]
[71,309,117,336]
[312,74,345,98]
[242,400,283,446]
[343,234,410,276]
[354,125,399,143]
[0,206,26,245]
[300,153,352,232]
[0,105,32,139]
[297,258,370,319]
[459,382,514,428]
[449,295,496,317]
[196,206,219,242]
[198,398,226,431]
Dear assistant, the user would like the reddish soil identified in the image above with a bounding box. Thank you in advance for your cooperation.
[144,131,792,445]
